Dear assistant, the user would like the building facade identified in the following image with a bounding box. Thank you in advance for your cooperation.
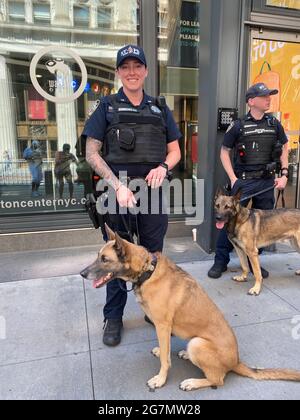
[0,0,299,252]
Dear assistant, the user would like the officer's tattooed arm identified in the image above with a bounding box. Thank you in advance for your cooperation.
[220,146,238,187]
[86,137,122,191]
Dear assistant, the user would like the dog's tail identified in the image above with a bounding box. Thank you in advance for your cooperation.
[233,362,300,381]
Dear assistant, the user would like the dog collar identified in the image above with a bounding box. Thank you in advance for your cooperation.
[134,254,158,290]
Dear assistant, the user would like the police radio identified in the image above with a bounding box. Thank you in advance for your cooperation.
[272,140,283,174]
[237,144,246,163]
[156,96,166,108]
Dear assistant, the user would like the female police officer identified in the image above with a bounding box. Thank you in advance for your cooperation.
[208,82,289,279]
[83,45,181,346]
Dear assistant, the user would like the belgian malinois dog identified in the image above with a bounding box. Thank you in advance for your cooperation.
[80,224,300,391]
[215,189,300,296]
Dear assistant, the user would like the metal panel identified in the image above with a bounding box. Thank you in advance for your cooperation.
[140,0,158,96]
[197,0,244,253]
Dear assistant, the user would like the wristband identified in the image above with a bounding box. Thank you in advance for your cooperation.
[159,162,169,171]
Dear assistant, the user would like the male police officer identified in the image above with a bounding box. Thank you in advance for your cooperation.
[208,82,289,279]
[83,45,181,346]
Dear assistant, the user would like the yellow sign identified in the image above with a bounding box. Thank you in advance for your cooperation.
[266,0,300,10]
[250,39,300,148]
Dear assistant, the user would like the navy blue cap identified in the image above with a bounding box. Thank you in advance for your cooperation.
[116,45,147,68]
[246,83,278,102]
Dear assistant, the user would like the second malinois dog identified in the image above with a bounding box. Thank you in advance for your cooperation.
[215,189,300,296]
[80,224,300,391]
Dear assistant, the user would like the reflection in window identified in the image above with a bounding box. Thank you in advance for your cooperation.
[73,5,89,27]
[98,5,112,28]
[8,1,25,23]
[0,0,140,216]
[33,2,51,25]
[158,0,200,213]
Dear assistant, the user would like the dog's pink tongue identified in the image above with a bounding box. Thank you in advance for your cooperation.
[93,278,105,289]
[216,221,225,230]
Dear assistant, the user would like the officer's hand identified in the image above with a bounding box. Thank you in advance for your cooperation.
[274,176,288,190]
[116,184,137,208]
[145,166,167,189]
[231,177,239,188]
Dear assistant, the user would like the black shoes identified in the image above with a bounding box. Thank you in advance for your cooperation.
[247,257,269,278]
[208,262,269,279]
[250,265,269,279]
[208,263,227,279]
[103,319,123,346]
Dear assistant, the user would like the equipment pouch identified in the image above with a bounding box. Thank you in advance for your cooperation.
[118,128,136,151]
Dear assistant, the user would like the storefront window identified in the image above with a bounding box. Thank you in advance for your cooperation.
[158,0,200,211]
[0,0,139,216]
[250,38,300,207]
[266,0,300,10]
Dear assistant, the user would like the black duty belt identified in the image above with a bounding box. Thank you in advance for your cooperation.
[238,170,265,180]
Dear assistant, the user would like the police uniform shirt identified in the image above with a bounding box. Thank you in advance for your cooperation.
[83,88,182,177]
[223,112,288,173]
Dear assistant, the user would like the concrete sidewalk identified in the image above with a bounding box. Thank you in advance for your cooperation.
[0,241,300,400]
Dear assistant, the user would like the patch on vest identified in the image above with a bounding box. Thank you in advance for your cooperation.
[150,105,162,114]
[117,107,139,112]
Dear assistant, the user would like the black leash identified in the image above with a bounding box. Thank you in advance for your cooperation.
[117,205,140,293]
[239,184,285,209]
[275,189,286,209]
[239,185,275,203]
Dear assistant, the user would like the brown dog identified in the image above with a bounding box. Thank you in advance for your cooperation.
[80,224,300,391]
[215,190,300,295]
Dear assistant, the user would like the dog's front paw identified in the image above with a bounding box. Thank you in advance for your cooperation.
[232,274,247,282]
[178,350,189,360]
[248,286,261,296]
[147,374,166,389]
[151,347,160,358]
[180,378,198,391]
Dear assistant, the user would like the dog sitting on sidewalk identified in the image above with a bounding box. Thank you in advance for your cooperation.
[80,224,300,391]
[215,189,300,296]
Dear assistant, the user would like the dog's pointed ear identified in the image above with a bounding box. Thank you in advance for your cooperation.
[114,232,128,259]
[105,223,115,241]
[233,188,243,202]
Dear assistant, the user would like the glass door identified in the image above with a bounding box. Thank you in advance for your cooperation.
[250,30,300,208]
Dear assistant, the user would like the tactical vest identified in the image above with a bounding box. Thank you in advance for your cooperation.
[103,95,167,165]
[236,116,278,166]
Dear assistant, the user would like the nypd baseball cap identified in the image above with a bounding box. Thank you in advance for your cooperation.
[116,45,147,68]
[246,83,278,102]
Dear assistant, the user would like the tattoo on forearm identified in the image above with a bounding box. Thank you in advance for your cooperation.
[86,137,120,190]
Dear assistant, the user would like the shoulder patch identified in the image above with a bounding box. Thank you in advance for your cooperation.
[226,121,235,133]
[87,99,100,118]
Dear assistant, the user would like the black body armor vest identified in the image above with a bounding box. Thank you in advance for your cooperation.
[103,95,167,165]
[236,116,278,166]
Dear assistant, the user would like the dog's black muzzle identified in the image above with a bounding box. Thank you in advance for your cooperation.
[215,214,228,223]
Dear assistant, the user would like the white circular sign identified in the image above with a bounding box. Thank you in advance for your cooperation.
[29,46,88,104]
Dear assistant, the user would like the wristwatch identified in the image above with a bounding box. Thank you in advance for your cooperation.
[159,162,169,172]
[281,167,289,179]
